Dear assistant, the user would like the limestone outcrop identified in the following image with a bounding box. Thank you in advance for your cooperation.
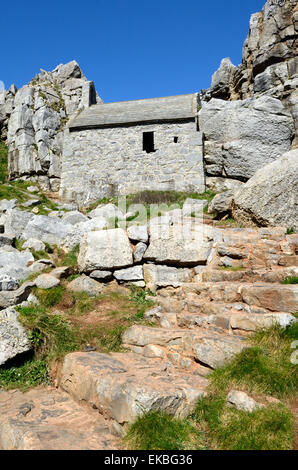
[201,0,298,187]
[2,61,100,192]
[233,149,298,230]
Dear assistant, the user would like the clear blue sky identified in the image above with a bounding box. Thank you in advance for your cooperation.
[1,0,265,102]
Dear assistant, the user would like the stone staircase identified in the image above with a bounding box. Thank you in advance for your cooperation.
[0,226,297,449]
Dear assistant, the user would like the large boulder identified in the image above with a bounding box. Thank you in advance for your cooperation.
[144,223,213,266]
[233,149,298,230]
[199,96,293,180]
[0,307,32,365]
[78,229,133,272]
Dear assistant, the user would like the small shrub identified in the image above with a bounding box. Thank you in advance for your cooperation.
[286,228,295,235]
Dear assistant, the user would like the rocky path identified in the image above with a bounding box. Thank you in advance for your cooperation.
[0,218,297,449]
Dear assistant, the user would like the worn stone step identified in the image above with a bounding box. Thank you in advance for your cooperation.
[176,309,296,334]
[59,351,208,429]
[122,325,248,369]
[164,282,298,314]
[200,267,298,284]
[0,387,120,450]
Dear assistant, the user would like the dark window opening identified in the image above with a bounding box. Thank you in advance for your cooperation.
[143,131,155,153]
[174,136,178,143]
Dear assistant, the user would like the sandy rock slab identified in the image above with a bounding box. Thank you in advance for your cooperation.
[0,387,120,450]
[59,351,208,426]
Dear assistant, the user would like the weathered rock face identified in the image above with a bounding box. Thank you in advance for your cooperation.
[202,0,298,185]
[0,307,32,365]
[78,229,133,272]
[4,61,100,191]
[233,149,298,230]
[199,96,293,180]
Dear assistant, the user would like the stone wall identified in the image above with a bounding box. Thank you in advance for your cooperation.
[60,121,204,205]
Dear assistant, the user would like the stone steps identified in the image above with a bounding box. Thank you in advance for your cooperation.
[0,387,120,450]
[159,281,298,314]
[122,324,248,369]
[58,351,208,431]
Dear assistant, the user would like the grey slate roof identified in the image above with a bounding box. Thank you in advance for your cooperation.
[69,93,199,130]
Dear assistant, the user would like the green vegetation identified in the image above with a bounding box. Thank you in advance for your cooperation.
[282,276,298,285]
[286,228,295,235]
[125,323,297,450]
[209,324,298,399]
[0,140,8,183]
[0,359,49,391]
[52,244,80,269]
[86,190,217,224]
[191,396,294,450]
[0,283,156,391]
[125,411,204,450]
[219,265,245,272]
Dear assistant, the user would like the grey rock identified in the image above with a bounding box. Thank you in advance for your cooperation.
[35,274,60,289]
[0,282,34,308]
[0,275,19,291]
[23,238,46,252]
[227,390,263,413]
[144,306,162,320]
[127,225,148,243]
[23,215,73,246]
[210,58,237,100]
[208,191,233,215]
[0,199,18,212]
[61,211,89,225]
[0,307,32,365]
[68,274,103,296]
[200,97,293,180]
[78,229,133,272]
[90,270,113,281]
[0,234,15,248]
[233,149,298,231]
[89,204,125,221]
[22,199,41,208]
[143,264,193,292]
[193,335,247,369]
[114,266,144,282]
[144,224,213,266]
[134,242,147,262]
[0,247,34,282]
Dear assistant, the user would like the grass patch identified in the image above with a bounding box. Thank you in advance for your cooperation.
[9,283,156,390]
[53,244,80,268]
[0,358,49,391]
[286,228,295,235]
[209,324,298,399]
[282,276,298,285]
[86,190,216,223]
[125,411,204,450]
[218,265,245,272]
[0,140,8,183]
[18,304,78,359]
[192,396,294,450]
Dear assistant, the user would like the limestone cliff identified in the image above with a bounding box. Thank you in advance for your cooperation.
[0,61,100,191]
[200,0,297,189]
